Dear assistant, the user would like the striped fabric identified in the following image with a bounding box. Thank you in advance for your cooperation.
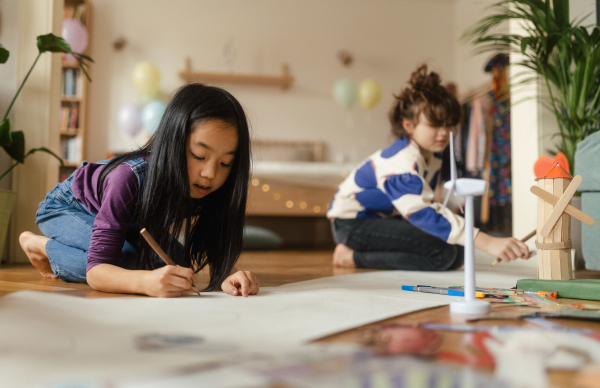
[327,138,474,245]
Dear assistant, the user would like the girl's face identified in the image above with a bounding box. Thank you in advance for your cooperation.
[186,119,238,199]
[403,112,452,158]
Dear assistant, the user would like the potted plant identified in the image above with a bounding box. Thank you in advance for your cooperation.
[462,0,600,175]
[0,33,92,262]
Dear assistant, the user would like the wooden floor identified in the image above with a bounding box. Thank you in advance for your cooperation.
[2,250,600,387]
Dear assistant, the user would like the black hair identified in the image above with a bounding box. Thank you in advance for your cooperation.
[389,64,462,138]
[98,83,250,291]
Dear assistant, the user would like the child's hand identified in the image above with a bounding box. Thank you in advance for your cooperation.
[221,271,260,297]
[479,235,530,263]
[144,265,195,298]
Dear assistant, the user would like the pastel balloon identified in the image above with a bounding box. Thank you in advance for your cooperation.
[62,18,88,53]
[141,100,166,135]
[132,61,161,96]
[138,90,163,107]
[358,79,382,109]
[332,79,357,110]
[118,103,143,136]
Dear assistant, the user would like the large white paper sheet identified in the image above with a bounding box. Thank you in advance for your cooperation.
[0,266,534,387]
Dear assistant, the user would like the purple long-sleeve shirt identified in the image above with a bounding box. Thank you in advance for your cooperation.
[71,156,150,272]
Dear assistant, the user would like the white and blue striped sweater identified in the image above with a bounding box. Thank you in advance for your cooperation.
[327,137,473,246]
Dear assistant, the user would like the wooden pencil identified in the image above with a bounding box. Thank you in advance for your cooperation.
[140,228,200,294]
[491,229,537,266]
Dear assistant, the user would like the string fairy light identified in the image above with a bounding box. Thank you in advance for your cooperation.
[250,178,329,214]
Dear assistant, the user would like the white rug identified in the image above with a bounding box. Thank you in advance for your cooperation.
[0,265,535,387]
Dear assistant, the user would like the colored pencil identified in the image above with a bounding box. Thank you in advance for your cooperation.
[140,228,200,295]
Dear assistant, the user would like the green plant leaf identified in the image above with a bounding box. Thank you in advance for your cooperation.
[520,37,532,54]
[36,34,72,54]
[3,131,25,163]
[0,118,12,147]
[552,0,569,29]
[0,44,9,64]
[36,33,94,82]
[25,147,64,166]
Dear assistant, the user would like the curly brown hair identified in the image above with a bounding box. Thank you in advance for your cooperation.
[389,64,462,139]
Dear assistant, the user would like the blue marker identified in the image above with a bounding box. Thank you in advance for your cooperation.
[402,285,464,297]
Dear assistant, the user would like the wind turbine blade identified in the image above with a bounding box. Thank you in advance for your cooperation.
[454,191,464,214]
[441,186,453,211]
[449,131,456,183]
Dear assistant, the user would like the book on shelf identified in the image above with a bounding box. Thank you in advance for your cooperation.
[68,104,79,130]
[62,68,79,97]
[60,136,82,165]
[60,105,79,133]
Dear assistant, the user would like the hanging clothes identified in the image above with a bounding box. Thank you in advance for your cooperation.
[484,53,512,234]
[443,53,512,235]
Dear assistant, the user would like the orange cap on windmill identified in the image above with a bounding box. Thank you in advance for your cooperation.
[535,162,573,180]
[533,153,569,178]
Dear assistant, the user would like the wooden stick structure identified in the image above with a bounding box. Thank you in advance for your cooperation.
[530,163,594,280]
[530,186,595,226]
[140,228,200,295]
[491,229,537,266]
[539,175,582,237]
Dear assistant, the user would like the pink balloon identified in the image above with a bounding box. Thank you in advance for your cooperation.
[62,18,88,53]
[118,103,143,137]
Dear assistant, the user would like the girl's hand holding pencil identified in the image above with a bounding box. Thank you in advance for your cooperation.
[144,265,197,298]
[222,271,260,297]
[140,228,200,297]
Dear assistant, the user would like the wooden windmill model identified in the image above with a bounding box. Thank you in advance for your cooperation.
[530,163,595,280]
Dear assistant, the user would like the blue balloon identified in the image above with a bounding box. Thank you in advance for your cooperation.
[141,100,166,135]
[332,79,357,110]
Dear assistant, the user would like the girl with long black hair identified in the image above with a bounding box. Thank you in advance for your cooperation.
[19,83,259,298]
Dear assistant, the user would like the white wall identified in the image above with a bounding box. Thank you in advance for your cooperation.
[10,0,63,263]
[86,0,460,164]
[0,0,18,262]
[0,0,18,192]
[453,0,503,95]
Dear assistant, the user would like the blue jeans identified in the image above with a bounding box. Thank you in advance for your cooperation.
[331,218,464,271]
[35,174,140,283]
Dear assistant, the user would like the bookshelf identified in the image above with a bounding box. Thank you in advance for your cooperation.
[59,0,90,181]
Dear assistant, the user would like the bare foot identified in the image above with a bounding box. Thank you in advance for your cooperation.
[332,243,355,268]
[19,232,56,279]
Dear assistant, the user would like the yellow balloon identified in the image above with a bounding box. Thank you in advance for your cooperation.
[132,61,161,96]
[358,79,382,110]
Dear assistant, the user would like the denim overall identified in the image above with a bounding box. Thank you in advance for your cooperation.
[35,158,149,283]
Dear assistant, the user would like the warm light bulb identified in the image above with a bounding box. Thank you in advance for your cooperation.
[273,193,281,200]
[299,201,307,209]
[313,205,321,213]
[286,201,294,208]
[252,178,259,186]
[262,184,270,192]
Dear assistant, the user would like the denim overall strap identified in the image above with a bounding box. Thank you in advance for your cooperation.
[122,157,148,188]
[121,157,149,270]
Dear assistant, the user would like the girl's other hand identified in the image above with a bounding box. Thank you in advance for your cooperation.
[485,236,530,263]
[144,265,195,298]
[222,271,260,297]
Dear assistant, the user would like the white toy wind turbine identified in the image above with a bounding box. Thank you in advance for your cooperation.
[442,132,490,315]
